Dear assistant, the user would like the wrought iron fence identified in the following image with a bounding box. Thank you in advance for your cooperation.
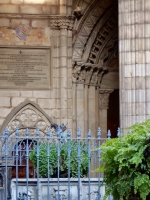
[0,127,118,200]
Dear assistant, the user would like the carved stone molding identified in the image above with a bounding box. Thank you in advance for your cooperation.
[7,104,51,134]
[50,16,75,30]
[99,89,114,110]
[72,61,108,86]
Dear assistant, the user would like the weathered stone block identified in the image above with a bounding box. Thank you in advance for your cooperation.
[60,57,67,67]
[42,5,50,14]
[68,99,73,109]
[20,91,33,98]
[60,77,68,88]
[38,99,56,109]
[0,5,19,13]
[146,51,150,63]
[11,0,23,4]
[0,18,10,27]
[24,0,45,4]
[20,5,42,14]
[11,19,30,26]
[60,109,67,118]
[50,5,59,15]
[60,46,67,57]
[0,90,19,97]
[61,99,67,109]
[33,91,50,98]
[31,20,49,28]
[11,97,26,107]
[60,88,67,99]
[0,0,10,3]
[0,108,13,118]
[145,24,150,37]
[0,97,10,107]
[146,77,150,89]
[135,64,145,76]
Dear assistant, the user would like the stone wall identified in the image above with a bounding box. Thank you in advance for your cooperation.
[119,0,150,130]
[0,0,74,133]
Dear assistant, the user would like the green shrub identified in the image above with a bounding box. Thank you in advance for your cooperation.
[29,140,89,178]
[96,119,150,200]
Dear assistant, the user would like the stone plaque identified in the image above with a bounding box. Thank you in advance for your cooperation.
[0,48,51,90]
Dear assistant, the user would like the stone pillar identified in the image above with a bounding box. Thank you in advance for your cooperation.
[50,16,74,129]
[60,27,68,126]
[84,84,88,137]
[72,82,77,137]
[119,0,150,130]
[99,89,114,138]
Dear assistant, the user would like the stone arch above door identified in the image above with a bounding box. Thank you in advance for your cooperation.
[0,100,52,136]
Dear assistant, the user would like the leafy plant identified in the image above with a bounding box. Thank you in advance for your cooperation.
[29,140,89,178]
[96,119,150,200]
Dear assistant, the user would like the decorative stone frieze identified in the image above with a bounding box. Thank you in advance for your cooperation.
[50,16,75,30]
[72,61,108,86]
[99,89,114,110]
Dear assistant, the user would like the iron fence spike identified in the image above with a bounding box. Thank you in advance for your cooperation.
[117,127,121,137]
[107,130,111,139]
[67,130,71,138]
[77,127,81,137]
[88,129,91,137]
[97,127,101,138]
[46,129,50,137]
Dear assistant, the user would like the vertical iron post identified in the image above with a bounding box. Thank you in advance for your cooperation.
[15,127,19,199]
[26,128,29,200]
[36,127,40,200]
[77,128,81,200]
[5,128,9,200]
[46,129,50,199]
[117,127,121,137]
[107,130,111,139]
[88,129,91,200]
[67,130,71,199]
[57,126,61,200]
[97,127,101,200]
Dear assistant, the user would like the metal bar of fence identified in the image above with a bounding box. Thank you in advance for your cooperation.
[15,127,19,200]
[47,129,50,200]
[5,129,8,200]
[97,128,101,200]
[0,127,114,200]
[77,128,81,200]
[26,128,29,200]
[36,127,40,200]
[88,130,91,200]
[67,130,71,200]
[57,127,61,200]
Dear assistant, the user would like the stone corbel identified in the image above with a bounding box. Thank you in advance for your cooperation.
[99,89,114,110]
[72,61,108,86]
[50,16,75,30]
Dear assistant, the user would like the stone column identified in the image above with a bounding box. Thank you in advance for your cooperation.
[84,84,88,137]
[119,0,149,130]
[50,17,74,129]
[99,89,114,138]
[72,82,77,137]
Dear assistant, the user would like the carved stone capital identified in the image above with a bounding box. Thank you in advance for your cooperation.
[50,16,75,30]
[99,89,114,110]
[72,61,108,87]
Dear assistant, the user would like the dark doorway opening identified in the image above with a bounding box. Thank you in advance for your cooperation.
[107,89,119,138]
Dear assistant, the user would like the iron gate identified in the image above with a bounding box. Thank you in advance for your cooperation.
[0,127,114,200]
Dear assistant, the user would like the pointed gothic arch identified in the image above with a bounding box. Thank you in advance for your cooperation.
[0,100,53,136]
